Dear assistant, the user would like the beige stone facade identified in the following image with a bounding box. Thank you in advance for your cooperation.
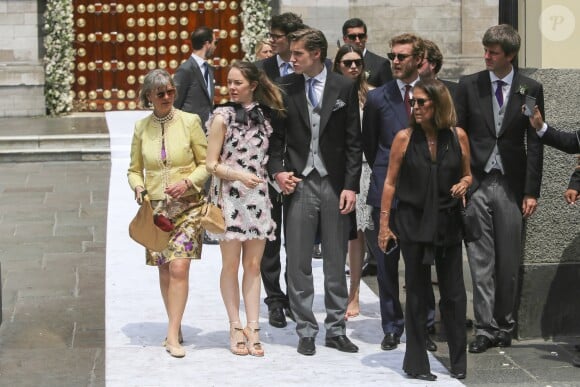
[0,0,45,117]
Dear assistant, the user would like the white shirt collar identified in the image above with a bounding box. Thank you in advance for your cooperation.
[304,66,327,83]
[489,67,514,86]
[191,53,207,68]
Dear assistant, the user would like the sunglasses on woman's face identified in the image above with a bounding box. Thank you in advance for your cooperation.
[341,59,363,67]
[156,89,176,99]
[408,98,431,107]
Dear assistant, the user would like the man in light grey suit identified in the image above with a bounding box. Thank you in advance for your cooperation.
[173,26,217,125]
[268,28,362,356]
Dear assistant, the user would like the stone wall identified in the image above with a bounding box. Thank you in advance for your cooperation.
[518,68,580,339]
[0,0,45,117]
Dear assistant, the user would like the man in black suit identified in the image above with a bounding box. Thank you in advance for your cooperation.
[454,24,544,354]
[268,28,362,356]
[342,18,392,88]
[173,26,217,125]
[255,12,306,329]
[529,106,580,204]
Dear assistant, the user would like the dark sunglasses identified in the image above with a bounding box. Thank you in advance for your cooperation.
[345,33,367,41]
[387,52,413,61]
[408,98,431,107]
[267,32,286,40]
[156,89,176,99]
[341,59,363,67]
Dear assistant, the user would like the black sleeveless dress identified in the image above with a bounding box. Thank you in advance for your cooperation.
[394,127,463,264]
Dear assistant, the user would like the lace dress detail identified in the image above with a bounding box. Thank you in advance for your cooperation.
[207,104,276,241]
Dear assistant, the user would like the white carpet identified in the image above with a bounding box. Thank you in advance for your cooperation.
[105,111,462,386]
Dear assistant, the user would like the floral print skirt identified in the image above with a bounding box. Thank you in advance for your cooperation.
[146,193,205,266]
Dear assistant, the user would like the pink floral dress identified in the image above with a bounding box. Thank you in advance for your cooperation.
[207,103,276,241]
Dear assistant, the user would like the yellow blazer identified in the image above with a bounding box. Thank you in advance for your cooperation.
[128,110,209,200]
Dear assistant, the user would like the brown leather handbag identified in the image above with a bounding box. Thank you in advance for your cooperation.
[129,195,171,252]
[200,177,225,234]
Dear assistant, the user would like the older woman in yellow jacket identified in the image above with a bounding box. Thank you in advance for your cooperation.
[128,69,209,358]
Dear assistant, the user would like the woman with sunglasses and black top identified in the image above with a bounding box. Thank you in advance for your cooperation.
[128,69,210,358]
[333,44,374,319]
[378,78,471,381]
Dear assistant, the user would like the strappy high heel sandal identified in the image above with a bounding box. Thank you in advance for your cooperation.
[230,321,249,356]
[243,321,264,357]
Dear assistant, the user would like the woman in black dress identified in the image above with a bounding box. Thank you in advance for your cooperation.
[378,79,472,381]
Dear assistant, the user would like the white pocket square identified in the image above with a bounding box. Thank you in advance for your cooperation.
[332,99,346,111]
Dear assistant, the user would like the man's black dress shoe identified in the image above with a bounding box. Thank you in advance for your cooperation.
[426,336,437,352]
[361,261,377,277]
[203,232,219,245]
[381,333,400,350]
[406,372,437,381]
[496,331,512,347]
[572,354,580,367]
[450,371,466,379]
[297,337,316,356]
[325,335,359,353]
[468,335,494,353]
[427,325,436,335]
[268,307,287,328]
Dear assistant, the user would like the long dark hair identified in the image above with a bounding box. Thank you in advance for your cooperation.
[409,78,457,130]
[333,44,369,106]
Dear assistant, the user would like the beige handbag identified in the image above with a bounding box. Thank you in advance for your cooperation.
[200,177,225,234]
[129,195,171,252]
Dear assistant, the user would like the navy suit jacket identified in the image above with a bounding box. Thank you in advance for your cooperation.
[541,126,580,191]
[362,80,410,208]
[268,71,362,194]
[454,70,544,201]
[173,57,215,125]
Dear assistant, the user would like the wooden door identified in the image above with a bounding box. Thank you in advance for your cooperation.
[72,1,243,112]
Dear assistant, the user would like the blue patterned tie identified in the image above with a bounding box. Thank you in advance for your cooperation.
[495,80,505,107]
[307,78,319,108]
[281,62,291,76]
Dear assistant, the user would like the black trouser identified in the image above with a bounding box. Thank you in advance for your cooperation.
[260,184,289,310]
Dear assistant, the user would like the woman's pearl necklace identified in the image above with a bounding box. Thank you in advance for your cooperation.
[153,108,175,124]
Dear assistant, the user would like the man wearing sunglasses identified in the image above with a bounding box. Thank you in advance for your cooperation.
[173,26,218,245]
[342,18,392,88]
[362,33,437,353]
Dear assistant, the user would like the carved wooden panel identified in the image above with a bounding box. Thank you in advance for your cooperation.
[72,1,242,112]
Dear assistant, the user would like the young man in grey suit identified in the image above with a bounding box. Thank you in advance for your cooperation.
[454,24,544,354]
[268,28,362,356]
[342,18,392,88]
[173,26,217,125]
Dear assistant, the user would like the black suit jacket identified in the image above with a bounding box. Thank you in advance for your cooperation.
[440,79,458,99]
[454,70,544,202]
[364,50,392,88]
[541,126,580,191]
[268,71,362,194]
[173,57,215,125]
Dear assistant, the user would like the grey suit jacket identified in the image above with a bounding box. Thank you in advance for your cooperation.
[173,57,215,125]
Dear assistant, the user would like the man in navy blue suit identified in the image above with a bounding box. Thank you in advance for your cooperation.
[362,33,436,352]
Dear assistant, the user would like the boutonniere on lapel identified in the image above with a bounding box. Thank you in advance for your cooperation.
[332,99,346,112]
[516,84,528,96]
[364,70,371,80]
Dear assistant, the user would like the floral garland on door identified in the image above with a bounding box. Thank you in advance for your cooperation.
[240,0,272,61]
[43,0,74,116]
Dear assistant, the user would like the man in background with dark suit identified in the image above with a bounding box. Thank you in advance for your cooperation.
[255,12,306,329]
[268,28,362,356]
[342,18,392,88]
[173,26,217,125]
[454,24,544,354]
